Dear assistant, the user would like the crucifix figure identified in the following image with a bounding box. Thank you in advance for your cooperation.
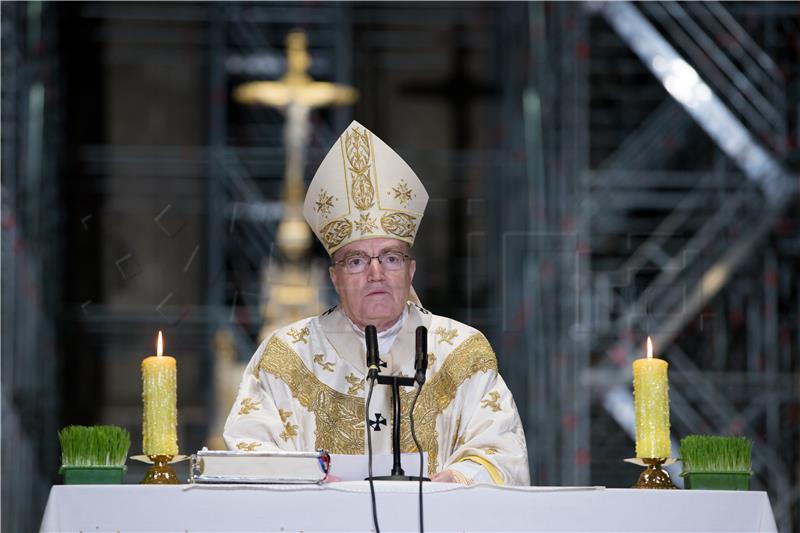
[208,32,359,448]
[234,30,359,261]
[233,30,359,342]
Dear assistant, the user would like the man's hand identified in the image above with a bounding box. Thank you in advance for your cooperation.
[324,474,342,483]
[431,469,472,485]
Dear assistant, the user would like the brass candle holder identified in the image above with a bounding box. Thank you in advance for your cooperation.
[626,457,677,489]
[141,455,178,484]
[132,454,190,484]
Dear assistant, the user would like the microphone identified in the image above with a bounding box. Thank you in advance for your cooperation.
[365,325,380,380]
[414,326,428,385]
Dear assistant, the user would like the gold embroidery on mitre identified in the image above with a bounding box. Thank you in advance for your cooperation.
[380,212,417,238]
[354,213,377,235]
[287,327,310,344]
[480,390,502,412]
[313,353,335,372]
[238,397,261,415]
[236,441,260,452]
[346,373,365,395]
[321,219,353,250]
[315,189,335,217]
[345,128,376,211]
[278,409,293,423]
[280,420,299,442]
[391,180,414,208]
[434,327,459,345]
[398,333,498,476]
[428,353,436,366]
[485,447,499,455]
[256,336,365,454]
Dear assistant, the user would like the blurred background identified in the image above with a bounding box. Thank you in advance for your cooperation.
[2,1,798,531]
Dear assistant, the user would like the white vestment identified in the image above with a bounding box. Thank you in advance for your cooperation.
[223,302,530,485]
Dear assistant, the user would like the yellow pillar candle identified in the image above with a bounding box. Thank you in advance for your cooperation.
[632,337,671,458]
[142,331,178,456]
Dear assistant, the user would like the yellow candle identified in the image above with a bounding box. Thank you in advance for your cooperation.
[142,331,178,456]
[632,337,671,458]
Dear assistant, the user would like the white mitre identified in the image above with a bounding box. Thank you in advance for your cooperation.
[303,121,429,255]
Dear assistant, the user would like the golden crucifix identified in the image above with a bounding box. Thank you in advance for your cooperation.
[207,32,358,450]
[233,28,358,332]
[234,30,358,259]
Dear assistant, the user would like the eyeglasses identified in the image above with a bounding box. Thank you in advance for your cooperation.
[332,251,412,274]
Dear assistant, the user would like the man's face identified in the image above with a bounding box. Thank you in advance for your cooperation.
[329,237,416,331]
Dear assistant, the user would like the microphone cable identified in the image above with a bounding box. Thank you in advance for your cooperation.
[365,376,381,533]
[409,382,424,533]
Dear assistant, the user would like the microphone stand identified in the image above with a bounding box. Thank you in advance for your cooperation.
[370,374,427,481]
[363,324,429,533]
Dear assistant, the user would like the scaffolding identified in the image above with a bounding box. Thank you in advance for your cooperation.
[516,2,798,530]
[1,3,64,531]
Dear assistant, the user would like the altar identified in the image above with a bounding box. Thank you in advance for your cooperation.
[40,482,777,532]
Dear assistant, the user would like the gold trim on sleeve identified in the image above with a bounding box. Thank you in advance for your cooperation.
[256,336,365,454]
[457,455,504,485]
[448,468,474,486]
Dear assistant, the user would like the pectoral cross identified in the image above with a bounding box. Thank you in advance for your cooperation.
[369,413,387,431]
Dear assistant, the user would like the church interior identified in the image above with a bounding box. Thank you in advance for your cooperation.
[2,1,799,531]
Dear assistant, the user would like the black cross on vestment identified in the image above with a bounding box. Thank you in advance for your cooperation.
[369,413,387,431]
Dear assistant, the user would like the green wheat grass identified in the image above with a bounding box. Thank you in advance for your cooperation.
[59,425,130,467]
[680,435,752,474]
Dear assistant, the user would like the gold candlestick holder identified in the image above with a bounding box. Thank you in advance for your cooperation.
[141,455,178,484]
[625,457,678,489]
[132,454,188,484]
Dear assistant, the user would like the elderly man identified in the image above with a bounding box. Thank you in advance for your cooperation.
[224,121,529,485]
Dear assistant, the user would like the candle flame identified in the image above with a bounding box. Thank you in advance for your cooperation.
[646,336,653,359]
[157,331,163,357]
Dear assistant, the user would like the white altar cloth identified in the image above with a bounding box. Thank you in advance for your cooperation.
[40,481,777,532]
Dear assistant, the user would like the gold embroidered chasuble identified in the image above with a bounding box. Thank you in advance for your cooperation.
[223,303,530,485]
